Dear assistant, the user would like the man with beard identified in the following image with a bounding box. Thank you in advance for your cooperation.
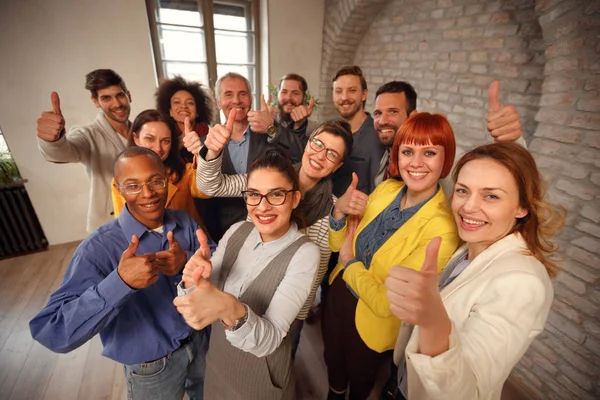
[37,69,132,232]
[372,81,418,187]
[371,80,524,193]
[329,65,384,197]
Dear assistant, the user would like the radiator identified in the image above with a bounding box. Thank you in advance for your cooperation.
[0,184,48,259]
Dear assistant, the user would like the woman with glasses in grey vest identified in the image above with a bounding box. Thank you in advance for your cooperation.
[174,148,320,400]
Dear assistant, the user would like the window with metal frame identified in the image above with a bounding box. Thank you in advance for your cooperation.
[146,0,261,109]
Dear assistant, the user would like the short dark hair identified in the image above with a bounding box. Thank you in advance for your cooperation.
[332,65,367,108]
[278,73,308,97]
[85,69,128,99]
[127,109,186,184]
[155,75,215,125]
[114,146,165,178]
[247,148,305,228]
[375,81,418,116]
[309,120,354,162]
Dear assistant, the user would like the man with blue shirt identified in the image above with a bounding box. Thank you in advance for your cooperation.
[30,147,215,400]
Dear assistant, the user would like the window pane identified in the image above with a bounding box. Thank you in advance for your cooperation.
[213,2,249,31]
[215,31,253,64]
[164,62,209,86]
[156,0,202,26]
[159,25,206,62]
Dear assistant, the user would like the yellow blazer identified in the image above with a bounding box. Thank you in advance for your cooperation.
[112,164,210,228]
[329,179,460,353]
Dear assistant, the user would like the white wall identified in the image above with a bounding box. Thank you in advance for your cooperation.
[0,0,157,245]
[0,0,325,246]
[266,0,325,113]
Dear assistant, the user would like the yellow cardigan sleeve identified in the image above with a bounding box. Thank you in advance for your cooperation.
[343,222,460,319]
[186,164,211,199]
[111,178,125,218]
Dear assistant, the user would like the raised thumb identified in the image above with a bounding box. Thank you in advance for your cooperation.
[184,117,191,135]
[51,92,62,116]
[421,237,441,275]
[488,81,501,113]
[122,235,139,259]
[350,172,359,190]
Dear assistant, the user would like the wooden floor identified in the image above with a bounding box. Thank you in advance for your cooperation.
[0,243,532,400]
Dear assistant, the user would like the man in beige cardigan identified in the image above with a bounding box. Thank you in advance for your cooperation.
[37,69,132,232]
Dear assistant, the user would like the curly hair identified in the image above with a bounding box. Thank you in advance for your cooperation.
[453,142,566,277]
[155,76,215,125]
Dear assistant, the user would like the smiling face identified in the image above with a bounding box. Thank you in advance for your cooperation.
[217,77,251,122]
[452,158,528,258]
[332,74,366,120]
[301,131,346,179]
[114,155,168,229]
[374,92,410,146]
[246,168,301,243]
[278,79,304,115]
[92,84,131,123]
[169,90,197,124]
[133,121,172,161]
[397,142,445,201]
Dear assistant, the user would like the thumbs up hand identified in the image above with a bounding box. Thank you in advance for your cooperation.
[181,117,201,155]
[204,108,236,161]
[37,92,66,142]
[290,98,315,130]
[181,229,213,288]
[385,237,444,326]
[339,215,361,265]
[154,231,188,276]
[117,235,159,289]
[247,94,275,133]
[173,266,248,330]
[486,81,522,142]
[333,172,369,220]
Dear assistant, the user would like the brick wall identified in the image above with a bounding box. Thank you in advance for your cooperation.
[319,0,600,398]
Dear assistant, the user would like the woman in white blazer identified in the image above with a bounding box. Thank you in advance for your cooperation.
[385,142,565,400]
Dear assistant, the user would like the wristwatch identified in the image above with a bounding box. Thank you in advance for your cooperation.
[223,304,249,332]
[265,124,277,138]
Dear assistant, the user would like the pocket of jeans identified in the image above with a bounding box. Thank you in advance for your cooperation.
[128,357,168,378]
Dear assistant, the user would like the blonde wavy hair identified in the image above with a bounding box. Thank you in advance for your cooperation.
[452,142,566,277]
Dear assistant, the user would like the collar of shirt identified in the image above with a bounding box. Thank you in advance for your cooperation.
[229,126,250,145]
[396,183,440,217]
[118,205,179,241]
[250,221,299,253]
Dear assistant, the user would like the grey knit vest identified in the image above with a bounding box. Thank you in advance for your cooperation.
[204,222,310,400]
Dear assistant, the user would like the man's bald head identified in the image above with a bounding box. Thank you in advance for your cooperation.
[114,146,165,181]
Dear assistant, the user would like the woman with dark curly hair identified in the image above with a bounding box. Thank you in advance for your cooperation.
[156,75,215,163]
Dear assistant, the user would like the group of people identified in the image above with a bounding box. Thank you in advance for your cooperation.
[30,65,565,400]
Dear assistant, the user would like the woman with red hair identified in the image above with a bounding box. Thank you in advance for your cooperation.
[323,112,461,400]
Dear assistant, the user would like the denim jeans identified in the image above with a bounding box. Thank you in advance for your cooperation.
[123,329,209,400]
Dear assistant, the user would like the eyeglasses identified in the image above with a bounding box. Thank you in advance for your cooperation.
[309,138,341,163]
[118,179,167,195]
[241,189,294,206]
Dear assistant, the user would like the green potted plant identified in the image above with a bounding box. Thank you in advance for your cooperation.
[0,152,22,186]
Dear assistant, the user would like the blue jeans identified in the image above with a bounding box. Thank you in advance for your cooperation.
[123,329,209,400]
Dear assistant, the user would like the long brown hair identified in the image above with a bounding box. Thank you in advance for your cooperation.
[452,142,566,277]
[127,109,186,184]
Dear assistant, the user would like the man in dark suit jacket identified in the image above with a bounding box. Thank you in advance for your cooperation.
[199,72,300,241]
